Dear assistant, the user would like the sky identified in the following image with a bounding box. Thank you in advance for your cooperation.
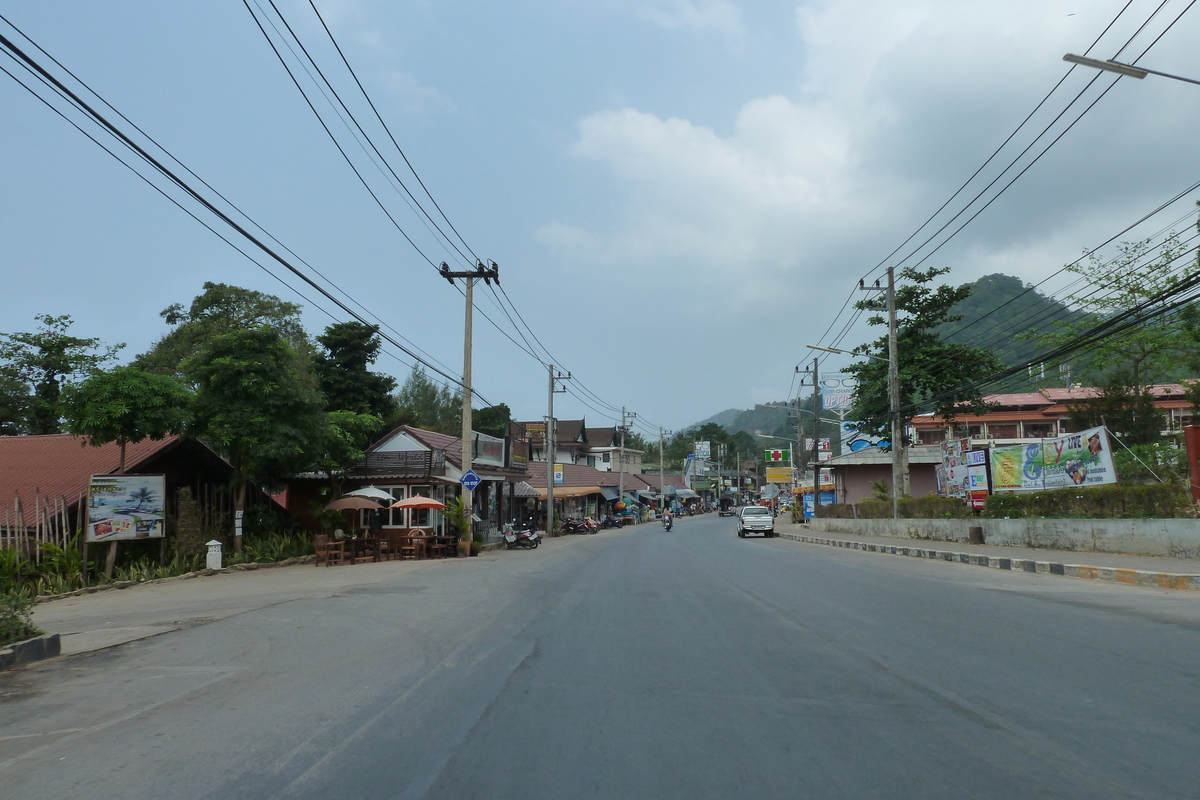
[2,0,1198,440]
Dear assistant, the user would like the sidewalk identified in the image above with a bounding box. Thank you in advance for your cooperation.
[775,518,1200,590]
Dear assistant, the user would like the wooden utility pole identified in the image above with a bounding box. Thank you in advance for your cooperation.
[440,260,499,554]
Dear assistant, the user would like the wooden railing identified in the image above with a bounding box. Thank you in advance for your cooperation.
[352,449,446,478]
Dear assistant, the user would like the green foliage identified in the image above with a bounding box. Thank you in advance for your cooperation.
[394,366,461,434]
[226,531,312,565]
[473,404,511,438]
[61,366,191,469]
[443,495,470,535]
[1033,234,1194,387]
[1,590,41,647]
[822,497,974,519]
[1111,440,1188,485]
[0,314,123,434]
[848,266,1004,442]
[184,325,327,494]
[982,483,1190,519]
[135,282,312,378]
[870,481,891,501]
[315,410,385,485]
[314,321,398,421]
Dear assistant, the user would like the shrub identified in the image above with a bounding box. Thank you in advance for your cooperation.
[982,483,1190,519]
[1,590,41,647]
[822,497,973,519]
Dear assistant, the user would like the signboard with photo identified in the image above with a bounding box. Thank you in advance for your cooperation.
[940,438,971,499]
[990,426,1118,492]
[87,474,166,542]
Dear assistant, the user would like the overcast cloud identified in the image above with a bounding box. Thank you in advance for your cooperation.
[2,1,1198,437]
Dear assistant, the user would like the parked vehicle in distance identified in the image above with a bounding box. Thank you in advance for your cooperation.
[736,506,775,538]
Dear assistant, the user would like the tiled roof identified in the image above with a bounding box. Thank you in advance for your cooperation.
[394,426,464,467]
[524,462,613,489]
[981,393,1054,406]
[638,473,688,491]
[585,427,618,447]
[0,434,183,512]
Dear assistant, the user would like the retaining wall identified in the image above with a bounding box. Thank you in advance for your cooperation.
[806,517,1200,559]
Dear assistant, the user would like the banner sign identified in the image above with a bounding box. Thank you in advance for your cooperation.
[87,474,166,542]
[765,466,794,484]
[820,373,857,411]
[694,440,711,459]
[967,464,989,509]
[765,449,789,463]
[553,464,564,484]
[990,426,1117,492]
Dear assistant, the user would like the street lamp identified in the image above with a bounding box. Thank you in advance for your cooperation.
[806,340,903,519]
[1063,53,1200,86]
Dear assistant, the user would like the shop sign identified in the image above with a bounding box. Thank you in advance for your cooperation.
[765,467,794,484]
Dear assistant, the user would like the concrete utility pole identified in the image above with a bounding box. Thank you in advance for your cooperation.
[659,427,668,510]
[440,260,498,554]
[886,266,907,517]
[546,364,569,535]
[618,408,635,508]
[811,355,822,520]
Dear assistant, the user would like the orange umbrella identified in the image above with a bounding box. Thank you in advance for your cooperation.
[389,496,446,510]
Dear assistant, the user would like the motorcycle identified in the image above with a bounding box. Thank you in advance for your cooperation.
[600,515,625,529]
[561,519,589,535]
[662,514,673,531]
[502,522,541,549]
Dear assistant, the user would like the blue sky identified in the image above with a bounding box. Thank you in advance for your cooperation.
[2,1,1198,438]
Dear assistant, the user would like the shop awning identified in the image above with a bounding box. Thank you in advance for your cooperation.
[535,485,602,499]
[675,488,700,499]
[600,486,620,501]
[513,481,540,498]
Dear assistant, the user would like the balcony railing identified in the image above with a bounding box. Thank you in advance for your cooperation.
[351,449,446,478]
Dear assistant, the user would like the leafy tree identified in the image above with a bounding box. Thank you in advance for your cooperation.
[394,366,461,435]
[1065,373,1164,447]
[848,266,1004,496]
[135,283,312,378]
[184,326,327,548]
[1035,234,1193,387]
[313,410,385,496]
[473,403,511,438]
[314,321,398,421]
[0,373,31,436]
[61,366,191,471]
[0,314,123,434]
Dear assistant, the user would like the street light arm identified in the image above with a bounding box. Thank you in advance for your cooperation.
[1064,53,1200,86]
[805,344,887,363]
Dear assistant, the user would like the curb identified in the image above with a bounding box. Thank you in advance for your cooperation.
[778,532,1200,590]
[0,633,61,670]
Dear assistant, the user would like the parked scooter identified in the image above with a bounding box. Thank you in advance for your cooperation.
[561,519,589,535]
[501,522,541,549]
[600,514,626,529]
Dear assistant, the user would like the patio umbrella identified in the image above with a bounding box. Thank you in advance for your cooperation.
[342,487,394,502]
[324,496,385,511]
[389,496,446,510]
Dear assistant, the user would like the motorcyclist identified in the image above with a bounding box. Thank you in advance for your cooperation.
[662,510,673,530]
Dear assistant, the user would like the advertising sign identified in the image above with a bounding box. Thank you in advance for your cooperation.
[87,474,166,542]
[765,466,794,484]
[472,432,505,467]
[940,439,971,499]
[990,426,1118,492]
[841,420,885,452]
[694,440,711,459]
[967,464,989,509]
[820,373,857,411]
[765,449,789,463]
[553,464,564,485]
[804,438,833,461]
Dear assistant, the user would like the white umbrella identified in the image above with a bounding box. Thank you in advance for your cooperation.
[343,487,394,502]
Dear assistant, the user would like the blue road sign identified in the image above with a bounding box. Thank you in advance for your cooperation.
[460,469,482,492]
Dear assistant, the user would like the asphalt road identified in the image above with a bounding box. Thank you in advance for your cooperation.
[4,513,1200,799]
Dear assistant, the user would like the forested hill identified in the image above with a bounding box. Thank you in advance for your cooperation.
[938,273,1086,370]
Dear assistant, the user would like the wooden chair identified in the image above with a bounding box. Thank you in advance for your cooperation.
[314,534,344,567]
[389,530,418,561]
[375,535,391,562]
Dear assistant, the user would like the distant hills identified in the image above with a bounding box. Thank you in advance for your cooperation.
[687,272,1096,434]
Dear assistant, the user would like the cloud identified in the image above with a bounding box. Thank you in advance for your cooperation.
[637,0,746,46]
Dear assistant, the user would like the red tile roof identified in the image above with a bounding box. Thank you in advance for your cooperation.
[0,434,180,515]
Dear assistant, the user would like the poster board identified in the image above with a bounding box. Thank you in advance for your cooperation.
[990,426,1118,493]
[87,474,166,541]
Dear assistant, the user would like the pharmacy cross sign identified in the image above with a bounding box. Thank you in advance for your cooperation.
[460,469,482,491]
[765,449,789,463]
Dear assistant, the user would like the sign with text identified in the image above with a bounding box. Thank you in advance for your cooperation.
[694,440,711,459]
[553,464,564,484]
[820,373,857,411]
[990,426,1117,492]
[87,474,166,542]
[765,466,795,484]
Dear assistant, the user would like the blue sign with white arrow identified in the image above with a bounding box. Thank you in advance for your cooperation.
[460,469,482,492]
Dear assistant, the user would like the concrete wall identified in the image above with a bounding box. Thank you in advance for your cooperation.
[807,517,1200,559]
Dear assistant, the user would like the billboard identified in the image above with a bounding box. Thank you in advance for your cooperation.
[87,474,166,542]
[694,440,711,459]
[990,426,1118,493]
[820,373,857,411]
[804,438,833,461]
[765,466,795,484]
[840,420,885,452]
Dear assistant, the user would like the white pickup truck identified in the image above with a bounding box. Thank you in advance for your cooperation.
[736,506,775,538]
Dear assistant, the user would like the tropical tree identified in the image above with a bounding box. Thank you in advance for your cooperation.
[314,321,397,422]
[61,366,192,471]
[135,282,312,378]
[847,266,1003,497]
[394,366,461,434]
[184,326,327,550]
[0,314,123,434]
[312,410,385,496]
[473,403,511,438]
[1064,373,1164,447]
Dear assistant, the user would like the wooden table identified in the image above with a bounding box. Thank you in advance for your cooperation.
[344,537,380,564]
